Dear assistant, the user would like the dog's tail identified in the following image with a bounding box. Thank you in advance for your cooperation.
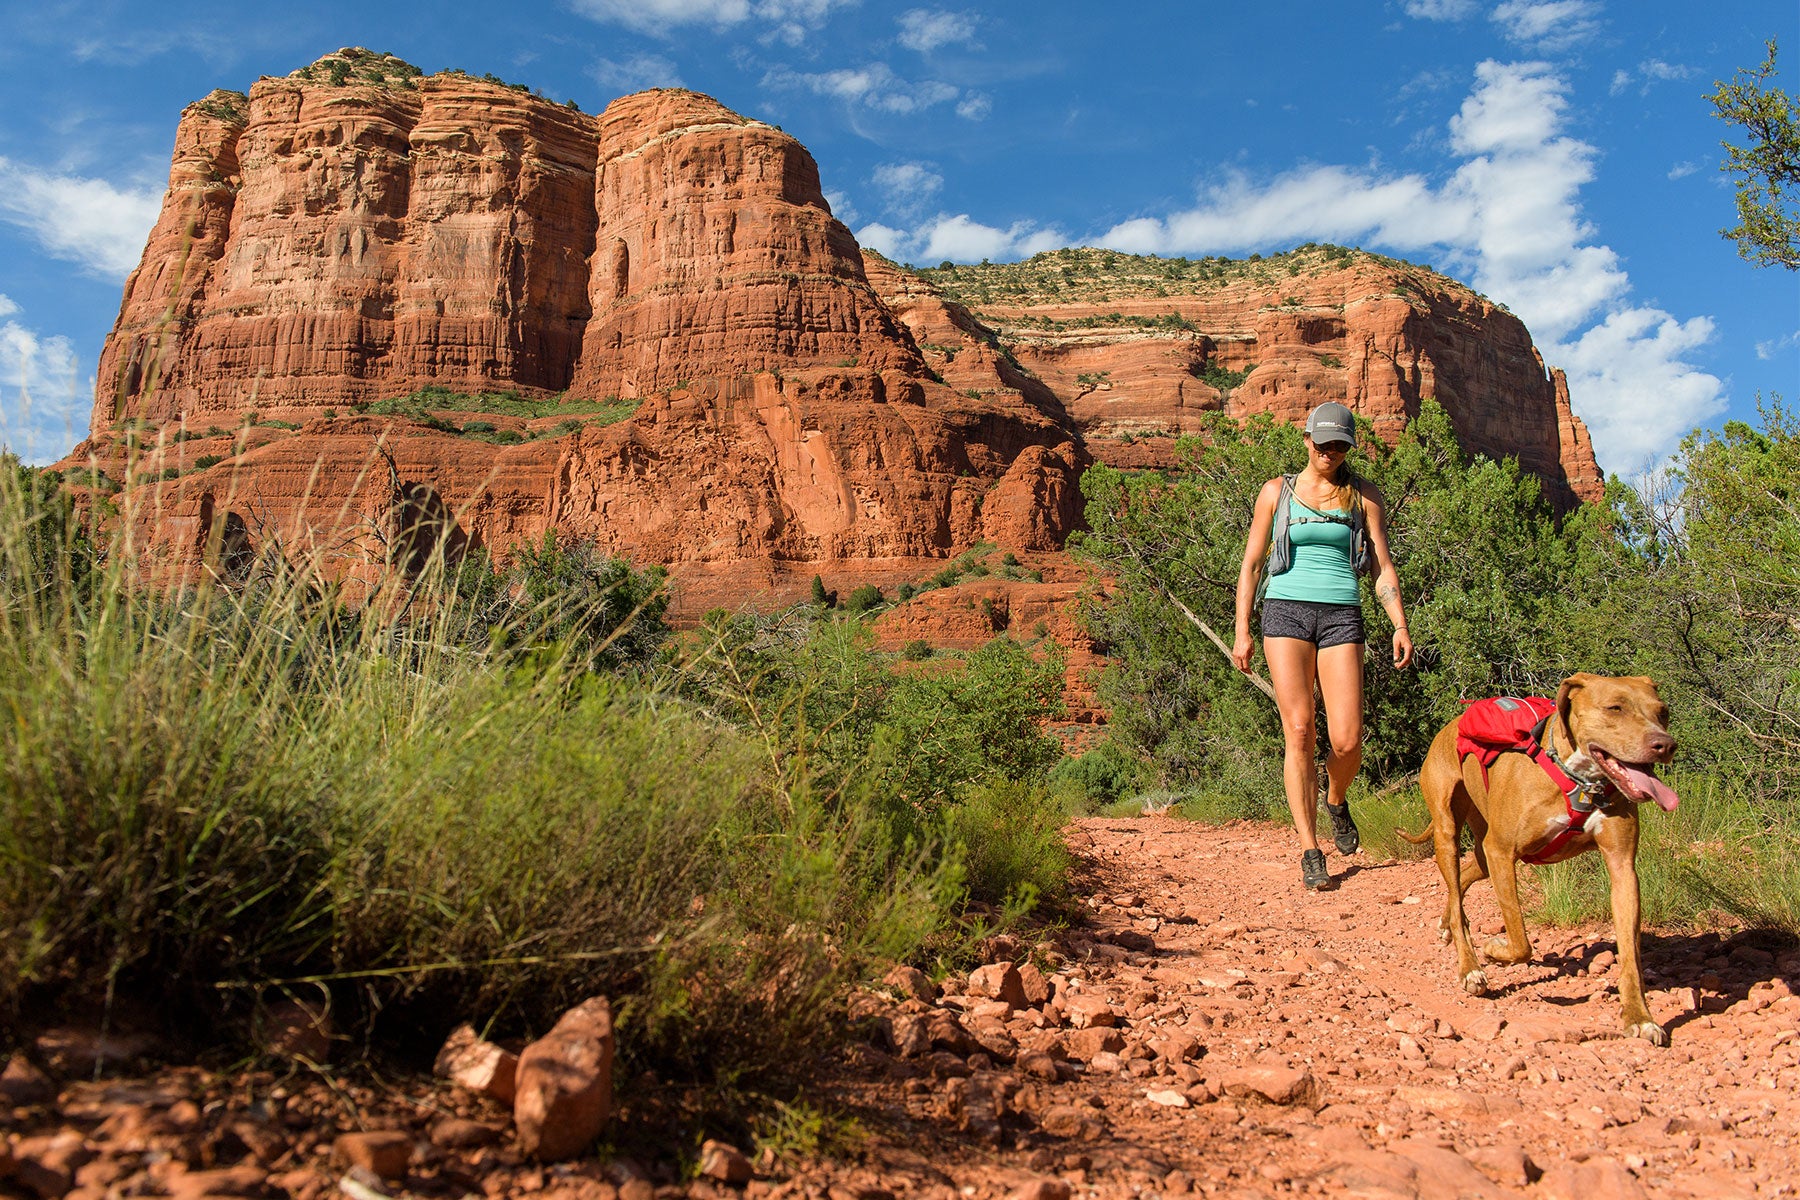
[1394,821,1434,845]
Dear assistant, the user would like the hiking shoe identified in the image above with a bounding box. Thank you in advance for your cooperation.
[1326,801,1360,856]
[1301,848,1335,891]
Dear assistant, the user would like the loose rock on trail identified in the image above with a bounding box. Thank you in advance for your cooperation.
[4,817,1796,1200]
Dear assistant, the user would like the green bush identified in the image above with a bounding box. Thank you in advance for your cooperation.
[941,780,1070,910]
[844,584,883,614]
[1046,740,1150,810]
[899,638,932,661]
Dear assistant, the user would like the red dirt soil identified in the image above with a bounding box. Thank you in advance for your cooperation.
[5,818,1794,1200]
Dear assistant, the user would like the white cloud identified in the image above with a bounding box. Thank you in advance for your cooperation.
[896,9,979,52]
[860,214,1067,265]
[1612,58,1694,96]
[1554,310,1723,475]
[1490,1,1602,52]
[568,0,854,40]
[1403,0,1478,19]
[1091,59,1722,472]
[1756,331,1800,360]
[823,189,859,224]
[955,91,993,121]
[1667,160,1700,180]
[0,156,161,280]
[871,161,943,216]
[763,62,959,113]
[0,304,87,465]
[856,222,910,261]
[589,53,685,93]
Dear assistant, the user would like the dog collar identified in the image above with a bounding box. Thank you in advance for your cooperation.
[1530,716,1613,809]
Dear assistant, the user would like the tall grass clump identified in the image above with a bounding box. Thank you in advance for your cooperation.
[0,457,990,1091]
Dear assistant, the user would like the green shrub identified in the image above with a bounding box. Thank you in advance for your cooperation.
[899,639,932,661]
[462,421,497,434]
[941,780,1070,910]
[1046,740,1150,811]
[844,584,883,614]
[194,455,224,470]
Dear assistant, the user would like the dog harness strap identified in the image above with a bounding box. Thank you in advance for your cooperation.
[1456,696,1614,865]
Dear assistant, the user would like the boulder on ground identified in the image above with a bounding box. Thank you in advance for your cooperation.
[514,996,614,1161]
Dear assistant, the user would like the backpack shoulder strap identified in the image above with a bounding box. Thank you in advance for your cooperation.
[1256,475,1298,603]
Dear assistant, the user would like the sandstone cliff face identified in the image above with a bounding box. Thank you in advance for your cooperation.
[570,90,917,400]
[80,56,1601,637]
[880,249,1603,508]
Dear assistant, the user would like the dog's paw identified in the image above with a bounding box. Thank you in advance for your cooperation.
[1625,1020,1669,1047]
[1460,969,1488,995]
[1437,923,1451,945]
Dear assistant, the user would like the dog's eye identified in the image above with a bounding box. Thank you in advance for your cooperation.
[1607,704,1623,712]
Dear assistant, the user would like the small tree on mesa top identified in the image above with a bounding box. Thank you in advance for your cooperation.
[1708,39,1799,270]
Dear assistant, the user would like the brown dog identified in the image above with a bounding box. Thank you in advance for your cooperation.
[1410,673,1680,1044]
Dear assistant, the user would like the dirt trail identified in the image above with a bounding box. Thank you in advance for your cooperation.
[4,817,1796,1200]
[828,817,1799,1199]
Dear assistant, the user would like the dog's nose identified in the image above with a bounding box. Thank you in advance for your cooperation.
[1646,731,1676,759]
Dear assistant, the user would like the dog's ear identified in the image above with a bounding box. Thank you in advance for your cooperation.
[1554,674,1585,750]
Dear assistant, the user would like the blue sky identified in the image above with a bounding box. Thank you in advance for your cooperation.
[0,0,1793,477]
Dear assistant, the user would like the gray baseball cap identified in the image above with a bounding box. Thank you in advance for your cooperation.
[1305,401,1357,446]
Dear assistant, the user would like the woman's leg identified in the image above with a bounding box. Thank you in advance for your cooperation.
[1316,641,1366,808]
[1264,635,1321,852]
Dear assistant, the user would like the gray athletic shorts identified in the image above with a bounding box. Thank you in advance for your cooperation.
[1261,598,1365,649]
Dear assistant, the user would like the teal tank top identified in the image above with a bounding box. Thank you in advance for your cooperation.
[1264,497,1361,605]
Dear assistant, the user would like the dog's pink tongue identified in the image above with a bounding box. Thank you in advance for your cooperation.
[1624,765,1680,812]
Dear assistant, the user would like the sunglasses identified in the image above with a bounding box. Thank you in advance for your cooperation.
[1313,441,1352,454]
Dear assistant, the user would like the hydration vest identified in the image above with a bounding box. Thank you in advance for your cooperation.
[1256,473,1371,604]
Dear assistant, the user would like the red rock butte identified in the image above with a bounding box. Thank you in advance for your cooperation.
[70,49,1603,649]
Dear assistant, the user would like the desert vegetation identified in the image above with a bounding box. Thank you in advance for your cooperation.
[915,243,1442,308]
[1067,399,1800,934]
[0,456,1070,1112]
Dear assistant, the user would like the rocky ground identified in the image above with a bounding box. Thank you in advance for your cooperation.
[5,817,1796,1200]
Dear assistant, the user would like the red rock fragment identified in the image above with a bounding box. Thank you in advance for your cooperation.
[1536,1157,1649,1200]
[428,1117,502,1150]
[1015,963,1051,1007]
[515,996,615,1161]
[1062,995,1116,1029]
[332,1132,412,1181]
[699,1140,753,1186]
[968,963,1029,1008]
[881,965,936,1003]
[434,1023,519,1105]
[1466,1144,1535,1187]
[1221,1065,1320,1108]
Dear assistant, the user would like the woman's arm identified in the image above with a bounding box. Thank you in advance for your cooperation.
[1360,480,1413,668]
[1232,478,1283,672]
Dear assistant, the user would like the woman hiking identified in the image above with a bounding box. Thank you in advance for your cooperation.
[1230,402,1413,891]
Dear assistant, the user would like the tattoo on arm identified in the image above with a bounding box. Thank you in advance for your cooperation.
[1376,582,1398,605]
